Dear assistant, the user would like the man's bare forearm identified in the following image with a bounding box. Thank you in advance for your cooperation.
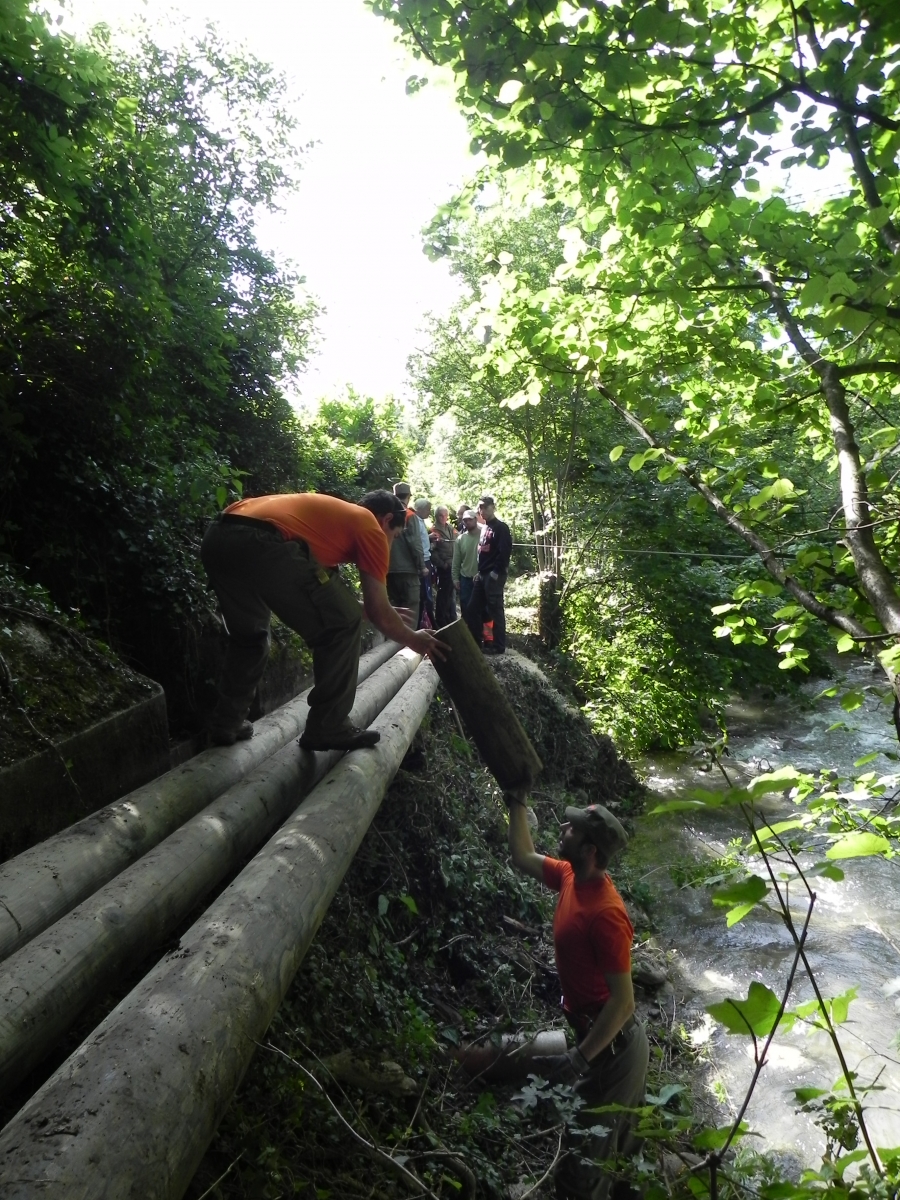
[578,976,635,1062]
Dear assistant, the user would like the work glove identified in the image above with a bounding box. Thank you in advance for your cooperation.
[565,1045,593,1077]
[531,1046,593,1086]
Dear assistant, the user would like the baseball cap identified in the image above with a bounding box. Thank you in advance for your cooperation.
[393,481,411,497]
[478,494,495,506]
[462,509,477,519]
[564,804,628,854]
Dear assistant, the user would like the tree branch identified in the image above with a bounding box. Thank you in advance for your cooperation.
[595,382,872,640]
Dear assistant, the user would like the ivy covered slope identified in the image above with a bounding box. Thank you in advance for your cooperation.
[374,0,900,707]
[185,651,674,1200]
[0,568,155,769]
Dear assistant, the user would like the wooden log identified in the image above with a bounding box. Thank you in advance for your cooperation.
[0,639,401,963]
[431,618,542,791]
[0,650,423,1093]
[0,663,440,1200]
[455,1030,568,1082]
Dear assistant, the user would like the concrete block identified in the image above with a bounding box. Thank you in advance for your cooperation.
[0,685,170,862]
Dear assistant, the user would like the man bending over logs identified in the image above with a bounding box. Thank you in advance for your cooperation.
[201,490,445,749]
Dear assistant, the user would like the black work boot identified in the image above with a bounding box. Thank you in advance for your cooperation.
[298,724,381,752]
[209,719,254,746]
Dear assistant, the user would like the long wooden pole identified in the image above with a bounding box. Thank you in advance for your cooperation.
[0,640,401,962]
[0,650,422,1093]
[431,618,542,791]
[0,663,439,1199]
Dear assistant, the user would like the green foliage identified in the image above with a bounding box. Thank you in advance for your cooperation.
[412,199,796,753]
[565,578,727,754]
[0,11,322,726]
[301,392,411,497]
[377,0,900,704]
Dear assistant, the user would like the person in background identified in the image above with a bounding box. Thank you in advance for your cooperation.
[464,494,512,655]
[201,489,445,750]
[451,509,480,618]
[413,497,435,628]
[504,792,649,1200]
[455,503,469,533]
[387,482,426,620]
[429,504,457,627]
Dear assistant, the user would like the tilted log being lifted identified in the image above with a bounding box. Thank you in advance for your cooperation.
[0,661,440,1200]
[0,649,423,1093]
[0,639,401,963]
[431,618,542,791]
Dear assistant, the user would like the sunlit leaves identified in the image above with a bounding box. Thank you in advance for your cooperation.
[374,0,900,690]
[825,832,892,860]
[711,874,769,926]
[707,982,782,1037]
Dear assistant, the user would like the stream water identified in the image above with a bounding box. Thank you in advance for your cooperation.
[636,659,900,1166]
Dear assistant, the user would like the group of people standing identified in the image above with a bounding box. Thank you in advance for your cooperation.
[386,482,512,656]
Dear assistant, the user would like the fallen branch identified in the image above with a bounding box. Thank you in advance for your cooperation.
[262,1042,443,1199]
[518,1128,565,1200]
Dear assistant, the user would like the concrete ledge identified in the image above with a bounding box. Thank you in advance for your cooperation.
[0,685,170,862]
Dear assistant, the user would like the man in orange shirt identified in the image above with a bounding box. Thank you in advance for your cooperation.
[506,796,649,1200]
[201,490,445,750]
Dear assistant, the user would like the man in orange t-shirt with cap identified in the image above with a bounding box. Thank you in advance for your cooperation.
[506,794,649,1200]
[201,489,445,749]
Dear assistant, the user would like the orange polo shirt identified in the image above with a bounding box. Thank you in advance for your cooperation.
[542,857,633,1020]
[224,493,389,583]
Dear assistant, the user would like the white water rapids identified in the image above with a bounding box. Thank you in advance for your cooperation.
[636,658,900,1167]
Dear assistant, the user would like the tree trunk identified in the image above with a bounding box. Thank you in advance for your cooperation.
[0,640,402,963]
[431,618,543,790]
[0,663,440,1200]
[538,573,563,649]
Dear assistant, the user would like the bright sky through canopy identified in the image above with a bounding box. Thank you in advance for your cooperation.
[62,0,475,405]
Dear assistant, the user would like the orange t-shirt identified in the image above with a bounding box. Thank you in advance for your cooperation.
[224,493,389,583]
[542,857,633,1020]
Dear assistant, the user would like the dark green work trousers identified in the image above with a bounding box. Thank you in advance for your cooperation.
[525,1020,649,1200]
[201,516,362,737]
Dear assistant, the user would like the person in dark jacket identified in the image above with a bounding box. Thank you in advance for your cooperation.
[463,494,512,654]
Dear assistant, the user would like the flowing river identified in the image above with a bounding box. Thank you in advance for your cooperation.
[636,658,900,1167]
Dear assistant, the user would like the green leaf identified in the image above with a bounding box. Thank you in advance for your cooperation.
[826,831,891,859]
[711,875,767,909]
[835,634,855,652]
[711,873,769,926]
[805,861,845,881]
[377,894,389,916]
[707,982,782,1037]
[694,1122,749,1150]
[609,444,625,462]
[748,767,801,796]
[399,894,419,914]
